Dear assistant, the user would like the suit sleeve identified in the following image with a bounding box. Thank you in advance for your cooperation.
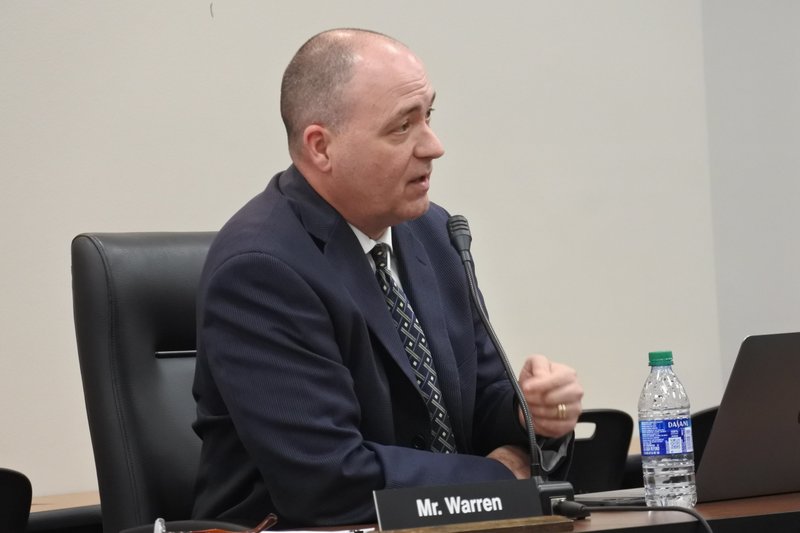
[201,252,517,526]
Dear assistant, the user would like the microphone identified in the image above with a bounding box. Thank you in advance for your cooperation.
[447,215,575,514]
[447,215,473,265]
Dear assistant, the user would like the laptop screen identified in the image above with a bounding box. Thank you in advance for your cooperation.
[695,332,800,502]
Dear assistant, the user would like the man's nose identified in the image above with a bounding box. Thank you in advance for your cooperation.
[416,124,445,159]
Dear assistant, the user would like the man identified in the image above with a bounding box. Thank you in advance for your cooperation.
[192,28,583,528]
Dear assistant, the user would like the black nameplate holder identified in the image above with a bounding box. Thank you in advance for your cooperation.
[373,478,544,531]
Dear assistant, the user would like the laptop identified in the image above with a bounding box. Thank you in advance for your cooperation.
[577,331,800,505]
[694,331,800,502]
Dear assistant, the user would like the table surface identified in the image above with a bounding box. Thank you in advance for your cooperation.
[28,490,800,531]
[573,490,800,531]
[30,491,100,513]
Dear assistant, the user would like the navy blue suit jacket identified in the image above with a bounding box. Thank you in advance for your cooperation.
[192,166,562,527]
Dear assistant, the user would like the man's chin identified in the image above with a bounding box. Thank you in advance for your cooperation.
[405,198,431,221]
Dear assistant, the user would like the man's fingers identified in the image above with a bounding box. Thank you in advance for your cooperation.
[521,366,581,404]
[522,354,552,378]
[517,354,584,439]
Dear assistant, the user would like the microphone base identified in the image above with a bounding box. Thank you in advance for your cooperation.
[535,479,576,516]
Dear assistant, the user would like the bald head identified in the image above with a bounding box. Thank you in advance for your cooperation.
[280,29,408,155]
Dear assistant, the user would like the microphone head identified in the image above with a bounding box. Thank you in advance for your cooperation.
[447,214,472,253]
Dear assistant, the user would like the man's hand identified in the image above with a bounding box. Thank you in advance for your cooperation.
[487,444,531,480]
[518,354,583,438]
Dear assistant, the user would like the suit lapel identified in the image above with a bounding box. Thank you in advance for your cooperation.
[326,225,422,387]
[280,167,420,388]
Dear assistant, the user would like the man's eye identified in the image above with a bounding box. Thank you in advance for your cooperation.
[397,121,410,133]
[425,107,435,124]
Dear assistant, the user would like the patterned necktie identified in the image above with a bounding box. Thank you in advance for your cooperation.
[370,243,457,453]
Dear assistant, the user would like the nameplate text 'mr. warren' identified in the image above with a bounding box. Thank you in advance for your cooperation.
[373,478,543,530]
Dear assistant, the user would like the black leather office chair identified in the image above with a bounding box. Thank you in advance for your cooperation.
[566,409,634,494]
[71,232,247,533]
[690,406,718,468]
[0,467,32,533]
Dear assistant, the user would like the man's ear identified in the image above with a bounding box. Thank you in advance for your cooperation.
[302,124,333,173]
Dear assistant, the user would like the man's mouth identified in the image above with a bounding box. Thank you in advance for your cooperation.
[409,174,430,191]
[411,171,431,184]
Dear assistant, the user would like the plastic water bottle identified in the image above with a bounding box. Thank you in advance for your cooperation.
[638,350,697,507]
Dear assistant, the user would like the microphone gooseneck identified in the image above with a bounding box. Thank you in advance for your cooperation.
[446,215,543,479]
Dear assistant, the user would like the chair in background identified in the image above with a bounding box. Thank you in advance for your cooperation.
[621,454,644,489]
[689,405,718,468]
[71,232,246,533]
[0,467,32,533]
[566,409,634,494]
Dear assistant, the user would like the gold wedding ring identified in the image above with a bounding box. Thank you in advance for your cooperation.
[556,403,567,420]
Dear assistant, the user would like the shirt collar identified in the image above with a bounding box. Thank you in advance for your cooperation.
[349,224,393,264]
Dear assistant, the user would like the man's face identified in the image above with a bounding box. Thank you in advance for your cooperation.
[325,42,445,238]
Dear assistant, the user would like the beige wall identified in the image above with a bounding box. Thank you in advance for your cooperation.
[703,0,800,378]
[0,1,794,496]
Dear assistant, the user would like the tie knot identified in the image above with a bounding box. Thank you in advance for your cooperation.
[370,243,391,270]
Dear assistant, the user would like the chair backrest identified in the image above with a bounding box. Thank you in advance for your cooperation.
[0,468,32,533]
[567,409,634,494]
[690,406,718,468]
[71,232,216,533]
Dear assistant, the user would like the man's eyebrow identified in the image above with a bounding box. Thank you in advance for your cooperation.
[394,91,437,118]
